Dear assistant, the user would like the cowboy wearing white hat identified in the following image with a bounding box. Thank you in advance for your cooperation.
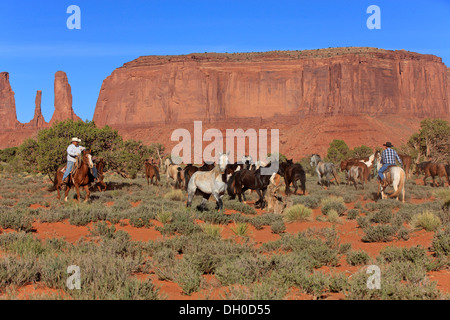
[62,137,86,184]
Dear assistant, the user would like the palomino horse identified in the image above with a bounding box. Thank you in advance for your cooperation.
[377,166,406,202]
[186,152,230,211]
[278,159,306,195]
[165,158,182,188]
[145,160,160,186]
[310,154,341,187]
[58,149,95,202]
[422,162,449,187]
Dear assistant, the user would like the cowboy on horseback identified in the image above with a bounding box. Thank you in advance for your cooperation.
[378,142,403,187]
[62,137,98,184]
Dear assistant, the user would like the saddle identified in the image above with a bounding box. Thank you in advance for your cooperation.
[60,156,82,176]
[379,165,397,185]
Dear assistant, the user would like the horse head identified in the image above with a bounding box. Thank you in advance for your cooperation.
[310,154,320,167]
[82,149,94,169]
[218,152,230,173]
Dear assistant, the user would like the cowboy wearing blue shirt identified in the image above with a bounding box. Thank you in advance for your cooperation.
[378,142,403,186]
[62,137,98,184]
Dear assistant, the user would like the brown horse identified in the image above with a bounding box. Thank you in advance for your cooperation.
[398,154,412,179]
[423,162,449,187]
[53,149,94,202]
[94,157,107,192]
[414,161,432,176]
[145,160,160,186]
[343,161,370,183]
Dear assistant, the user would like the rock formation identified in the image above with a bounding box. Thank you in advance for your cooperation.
[0,72,18,129]
[49,71,81,125]
[93,48,450,128]
[24,90,46,128]
[0,71,82,148]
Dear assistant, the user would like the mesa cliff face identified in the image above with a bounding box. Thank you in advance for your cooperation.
[93,48,450,128]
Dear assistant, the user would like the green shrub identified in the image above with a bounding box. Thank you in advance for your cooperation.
[164,190,185,202]
[230,222,250,237]
[283,204,313,223]
[362,224,396,242]
[410,211,442,232]
[174,258,202,295]
[347,209,359,220]
[321,197,347,216]
[430,228,450,257]
[346,250,370,266]
[326,209,340,223]
[200,223,222,239]
[271,220,286,234]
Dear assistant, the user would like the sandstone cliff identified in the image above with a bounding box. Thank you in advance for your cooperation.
[0,71,82,148]
[0,72,18,129]
[49,71,82,125]
[93,48,449,128]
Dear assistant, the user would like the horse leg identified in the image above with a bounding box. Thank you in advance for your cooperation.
[292,179,298,195]
[83,185,90,203]
[186,187,195,208]
[284,176,291,195]
[64,184,70,202]
[212,192,223,211]
[75,184,81,202]
[197,196,209,212]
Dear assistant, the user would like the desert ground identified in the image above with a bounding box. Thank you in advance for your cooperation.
[0,168,449,300]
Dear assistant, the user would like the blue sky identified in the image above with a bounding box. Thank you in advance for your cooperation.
[1,0,449,123]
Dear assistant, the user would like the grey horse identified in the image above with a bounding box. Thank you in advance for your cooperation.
[310,154,341,187]
[186,152,230,211]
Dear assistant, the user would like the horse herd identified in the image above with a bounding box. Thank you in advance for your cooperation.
[52,149,450,208]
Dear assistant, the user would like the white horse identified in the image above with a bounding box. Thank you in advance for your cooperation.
[186,152,230,211]
[375,154,406,202]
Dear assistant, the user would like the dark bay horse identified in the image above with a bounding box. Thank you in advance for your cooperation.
[53,149,95,202]
[233,163,278,209]
[145,160,160,186]
[94,157,107,192]
[279,159,306,195]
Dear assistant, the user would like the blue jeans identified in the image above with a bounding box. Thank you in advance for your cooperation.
[92,167,98,178]
[378,163,392,180]
[63,161,74,180]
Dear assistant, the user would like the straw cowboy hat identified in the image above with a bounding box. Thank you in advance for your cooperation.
[71,137,81,142]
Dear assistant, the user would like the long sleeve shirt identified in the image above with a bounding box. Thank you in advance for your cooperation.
[381,148,403,166]
[67,144,86,162]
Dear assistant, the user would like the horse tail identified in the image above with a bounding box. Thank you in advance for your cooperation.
[184,170,190,191]
[300,170,306,195]
[48,171,58,191]
[332,165,340,185]
[390,169,405,199]
[155,166,160,182]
